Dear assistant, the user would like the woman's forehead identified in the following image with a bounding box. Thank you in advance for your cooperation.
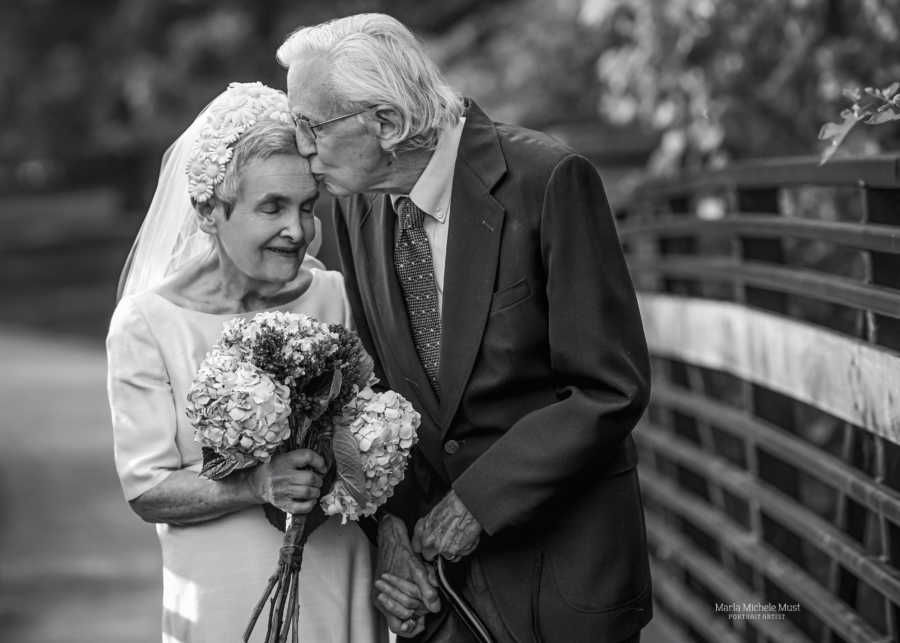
[239,155,317,198]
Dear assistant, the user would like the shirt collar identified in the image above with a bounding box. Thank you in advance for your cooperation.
[390,117,466,223]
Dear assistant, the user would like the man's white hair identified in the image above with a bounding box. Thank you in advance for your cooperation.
[277,13,465,153]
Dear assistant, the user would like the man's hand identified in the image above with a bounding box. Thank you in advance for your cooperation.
[246,449,326,514]
[374,573,428,638]
[412,489,482,562]
[375,514,441,637]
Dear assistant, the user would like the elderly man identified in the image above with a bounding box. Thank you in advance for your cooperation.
[279,13,652,643]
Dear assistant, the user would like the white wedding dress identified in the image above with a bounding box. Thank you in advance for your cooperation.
[107,268,386,643]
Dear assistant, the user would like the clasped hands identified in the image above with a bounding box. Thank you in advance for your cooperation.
[374,490,482,637]
[242,453,483,637]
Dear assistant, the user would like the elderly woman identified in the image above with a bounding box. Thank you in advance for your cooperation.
[106,83,385,642]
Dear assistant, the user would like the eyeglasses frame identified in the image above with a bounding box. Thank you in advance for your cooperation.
[292,107,371,141]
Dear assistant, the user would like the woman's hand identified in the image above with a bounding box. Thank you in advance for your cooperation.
[247,449,328,514]
[374,514,441,637]
[375,573,432,637]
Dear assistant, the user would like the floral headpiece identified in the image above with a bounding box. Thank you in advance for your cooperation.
[186,82,294,203]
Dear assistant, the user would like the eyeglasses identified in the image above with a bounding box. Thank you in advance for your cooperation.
[292,107,370,141]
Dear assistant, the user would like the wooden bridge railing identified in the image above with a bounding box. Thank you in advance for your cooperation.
[618,154,900,643]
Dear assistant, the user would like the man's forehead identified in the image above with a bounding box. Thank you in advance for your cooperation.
[286,61,332,109]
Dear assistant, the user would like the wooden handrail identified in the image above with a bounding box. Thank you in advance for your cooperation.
[649,380,900,524]
[645,514,811,643]
[639,426,900,603]
[629,257,900,319]
[619,215,900,255]
[633,154,900,197]
[641,470,893,643]
[648,568,744,643]
[623,153,900,643]
[637,293,900,444]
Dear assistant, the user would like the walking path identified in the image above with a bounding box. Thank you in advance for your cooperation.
[0,328,160,642]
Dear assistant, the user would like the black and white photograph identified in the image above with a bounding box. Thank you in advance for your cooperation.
[2,1,900,642]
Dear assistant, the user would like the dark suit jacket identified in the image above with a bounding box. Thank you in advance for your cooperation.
[333,101,652,642]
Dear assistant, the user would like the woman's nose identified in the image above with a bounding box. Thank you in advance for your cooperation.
[281,212,306,242]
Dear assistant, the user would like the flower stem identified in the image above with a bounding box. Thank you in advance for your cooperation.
[291,572,300,643]
[245,512,307,642]
[244,570,278,642]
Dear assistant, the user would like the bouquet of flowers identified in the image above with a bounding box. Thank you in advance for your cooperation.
[185,311,420,643]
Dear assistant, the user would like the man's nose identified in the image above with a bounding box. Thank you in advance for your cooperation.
[295,129,317,157]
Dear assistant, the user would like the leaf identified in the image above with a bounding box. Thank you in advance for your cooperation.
[818,111,863,165]
[300,369,345,424]
[866,108,900,125]
[855,92,883,113]
[328,368,343,403]
[331,423,369,506]
[842,87,863,102]
[295,414,313,444]
[818,119,851,140]
[262,503,286,532]
[200,447,248,480]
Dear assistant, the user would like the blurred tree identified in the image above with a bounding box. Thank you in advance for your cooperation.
[4,0,900,195]
[576,0,900,172]
[435,0,900,173]
[0,0,502,198]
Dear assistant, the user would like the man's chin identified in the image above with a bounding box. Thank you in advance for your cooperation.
[322,181,351,197]
[316,176,361,198]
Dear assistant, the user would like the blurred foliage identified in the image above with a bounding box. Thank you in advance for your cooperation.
[0,0,492,196]
[818,81,900,163]
[572,0,900,172]
[3,0,900,195]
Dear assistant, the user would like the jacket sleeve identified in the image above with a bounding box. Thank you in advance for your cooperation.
[451,154,651,536]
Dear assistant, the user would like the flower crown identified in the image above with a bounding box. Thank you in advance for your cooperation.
[186,82,294,203]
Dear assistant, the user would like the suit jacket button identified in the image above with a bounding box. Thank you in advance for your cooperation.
[443,440,460,455]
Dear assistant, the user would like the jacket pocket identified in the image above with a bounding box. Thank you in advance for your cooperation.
[545,468,650,612]
[490,278,532,314]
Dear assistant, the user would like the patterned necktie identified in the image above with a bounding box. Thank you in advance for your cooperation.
[393,197,441,391]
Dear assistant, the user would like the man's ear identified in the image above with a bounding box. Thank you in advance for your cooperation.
[370,105,405,151]
[195,201,219,234]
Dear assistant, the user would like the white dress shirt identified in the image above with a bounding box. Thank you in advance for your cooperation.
[390,117,466,316]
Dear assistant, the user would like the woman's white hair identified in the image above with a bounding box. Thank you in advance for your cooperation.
[277,13,465,153]
[211,120,298,215]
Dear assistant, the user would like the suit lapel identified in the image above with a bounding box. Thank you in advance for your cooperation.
[438,103,507,433]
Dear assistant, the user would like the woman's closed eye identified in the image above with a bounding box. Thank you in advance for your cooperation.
[259,198,316,215]
[299,197,318,214]
[258,199,285,215]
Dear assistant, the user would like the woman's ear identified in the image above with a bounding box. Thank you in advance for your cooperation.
[370,105,405,151]
[195,201,219,234]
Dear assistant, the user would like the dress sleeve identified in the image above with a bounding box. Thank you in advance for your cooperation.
[339,276,355,331]
[106,296,181,501]
[315,268,355,330]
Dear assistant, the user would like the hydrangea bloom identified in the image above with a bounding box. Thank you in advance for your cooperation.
[322,388,420,523]
[187,357,291,468]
